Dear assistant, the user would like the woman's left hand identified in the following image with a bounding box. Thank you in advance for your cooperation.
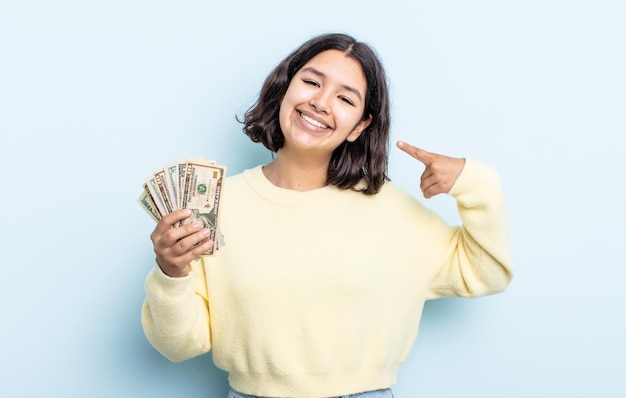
[397,140,465,199]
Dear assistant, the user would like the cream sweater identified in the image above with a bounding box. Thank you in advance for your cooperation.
[142,159,513,397]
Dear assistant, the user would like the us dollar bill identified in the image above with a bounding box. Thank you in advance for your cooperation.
[163,162,179,211]
[180,160,226,256]
[139,157,226,256]
[137,183,162,222]
[175,157,209,207]
[153,168,175,215]
[145,175,169,217]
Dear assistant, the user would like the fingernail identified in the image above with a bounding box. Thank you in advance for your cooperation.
[201,228,211,236]
[189,222,201,231]
[182,209,192,215]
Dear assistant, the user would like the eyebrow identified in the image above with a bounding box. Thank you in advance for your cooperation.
[300,66,363,103]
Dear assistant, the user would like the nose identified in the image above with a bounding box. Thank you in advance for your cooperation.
[309,90,331,114]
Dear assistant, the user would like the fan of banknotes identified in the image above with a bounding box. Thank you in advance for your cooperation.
[137,158,226,256]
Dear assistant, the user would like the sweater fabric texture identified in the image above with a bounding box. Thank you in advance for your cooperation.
[142,159,513,398]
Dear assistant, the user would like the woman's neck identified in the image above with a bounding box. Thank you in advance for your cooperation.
[262,151,330,192]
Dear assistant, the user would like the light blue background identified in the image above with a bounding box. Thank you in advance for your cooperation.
[1,1,624,397]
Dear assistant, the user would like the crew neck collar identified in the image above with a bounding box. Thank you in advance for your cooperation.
[243,166,342,207]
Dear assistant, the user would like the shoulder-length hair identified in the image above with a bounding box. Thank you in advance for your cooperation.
[241,33,390,195]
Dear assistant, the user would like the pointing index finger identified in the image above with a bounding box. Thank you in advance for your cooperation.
[396,140,433,165]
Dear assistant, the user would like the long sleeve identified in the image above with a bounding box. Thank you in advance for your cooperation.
[141,259,212,362]
[426,158,514,299]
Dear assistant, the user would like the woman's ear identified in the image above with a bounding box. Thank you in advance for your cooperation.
[346,114,373,142]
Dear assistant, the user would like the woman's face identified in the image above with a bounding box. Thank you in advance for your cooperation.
[278,49,372,158]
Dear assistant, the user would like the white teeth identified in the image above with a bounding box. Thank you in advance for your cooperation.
[300,112,328,129]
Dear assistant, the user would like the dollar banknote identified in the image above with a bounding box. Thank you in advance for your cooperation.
[145,174,169,217]
[137,183,161,222]
[179,159,226,255]
[163,162,179,211]
[152,168,175,215]
[137,158,226,256]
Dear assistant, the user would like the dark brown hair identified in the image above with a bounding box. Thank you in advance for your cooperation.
[241,33,390,194]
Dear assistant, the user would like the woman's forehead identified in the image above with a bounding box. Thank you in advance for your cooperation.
[298,49,367,91]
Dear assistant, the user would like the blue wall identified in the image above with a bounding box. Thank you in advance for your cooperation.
[1,1,624,396]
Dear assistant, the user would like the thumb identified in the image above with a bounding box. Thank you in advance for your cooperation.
[396,141,434,166]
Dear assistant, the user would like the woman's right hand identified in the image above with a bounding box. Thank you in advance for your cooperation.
[150,209,214,278]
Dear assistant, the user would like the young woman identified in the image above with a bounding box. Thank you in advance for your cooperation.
[142,33,513,398]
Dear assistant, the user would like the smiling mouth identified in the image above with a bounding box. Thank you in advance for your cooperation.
[299,112,329,129]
